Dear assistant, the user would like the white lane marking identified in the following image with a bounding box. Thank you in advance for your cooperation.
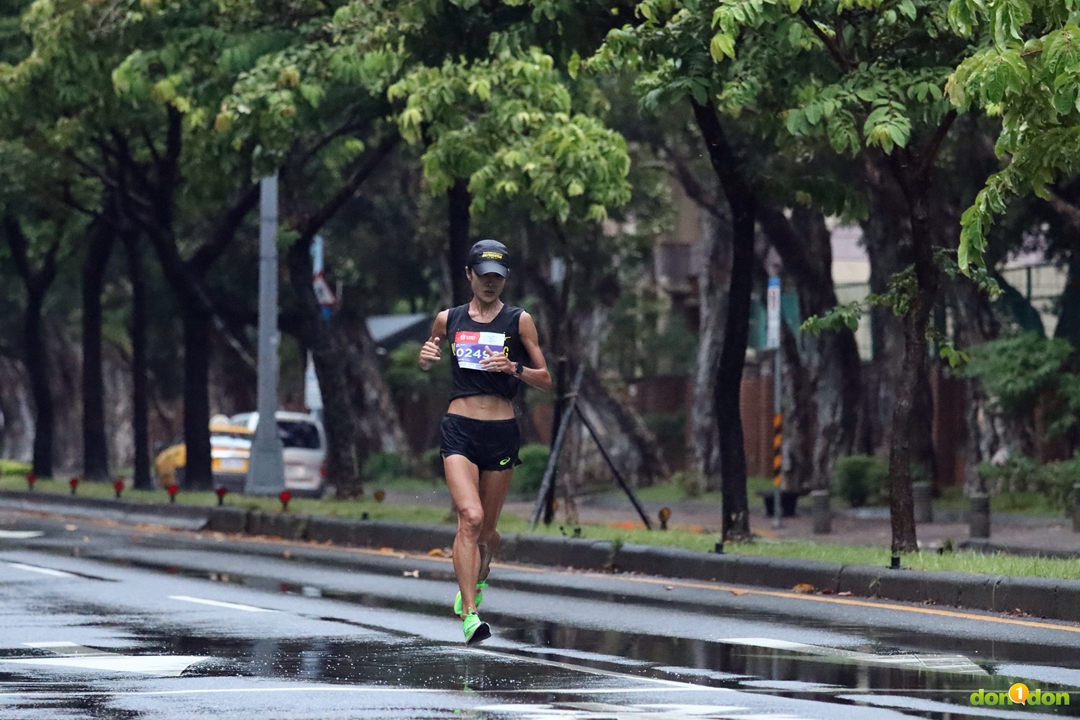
[168,595,276,613]
[722,637,987,676]
[468,648,730,691]
[0,530,44,539]
[4,562,77,578]
[23,642,116,657]
[723,638,804,650]
[474,703,752,718]
[0,655,208,677]
[23,642,83,649]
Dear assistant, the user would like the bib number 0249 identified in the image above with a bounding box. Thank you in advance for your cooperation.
[454,331,507,371]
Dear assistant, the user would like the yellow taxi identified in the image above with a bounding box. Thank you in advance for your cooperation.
[154,420,254,490]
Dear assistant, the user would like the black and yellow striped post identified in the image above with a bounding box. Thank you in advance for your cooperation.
[772,411,782,528]
[767,275,783,528]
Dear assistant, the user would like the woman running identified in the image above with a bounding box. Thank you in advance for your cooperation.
[418,239,552,644]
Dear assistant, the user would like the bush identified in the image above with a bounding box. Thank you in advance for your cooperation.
[960,333,1080,437]
[422,447,444,479]
[1039,456,1080,507]
[834,455,889,507]
[384,341,451,396]
[511,444,550,496]
[975,455,1041,495]
[671,470,704,498]
[363,452,405,482]
[0,459,31,476]
[643,412,687,447]
[977,454,1080,510]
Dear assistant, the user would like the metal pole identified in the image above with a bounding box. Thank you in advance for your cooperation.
[531,365,583,528]
[543,356,569,524]
[573,404,652,530]
[244,174,286,495]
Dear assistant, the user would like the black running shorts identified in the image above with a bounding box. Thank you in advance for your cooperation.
[440,414,522,472]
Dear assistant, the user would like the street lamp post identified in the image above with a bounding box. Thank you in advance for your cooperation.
[244,173,286,495]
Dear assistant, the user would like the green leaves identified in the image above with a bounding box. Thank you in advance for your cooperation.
[863,99,911,152]
[1043,25,1080,75]
[959,333,1074,415]
[801,301,864,334]
[710,32,735,60]
[990,0,1031,48]
[947,0,1080,273]
[389,48,631,225]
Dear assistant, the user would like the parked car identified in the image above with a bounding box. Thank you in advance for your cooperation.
[153,421,254,489]
[229,411,328,497]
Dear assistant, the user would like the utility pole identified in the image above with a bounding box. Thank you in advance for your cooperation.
[244,173,285,495]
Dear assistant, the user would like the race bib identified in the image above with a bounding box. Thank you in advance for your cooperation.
[454,331,506,371]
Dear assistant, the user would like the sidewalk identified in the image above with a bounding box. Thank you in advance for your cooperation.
[345,485,1080,557]
[483,489,1080,557]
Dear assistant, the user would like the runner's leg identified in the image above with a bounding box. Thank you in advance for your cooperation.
[444,454,483,616]
[477,468,513,582]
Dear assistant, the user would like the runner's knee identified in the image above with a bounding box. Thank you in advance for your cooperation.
[458,505,484,536]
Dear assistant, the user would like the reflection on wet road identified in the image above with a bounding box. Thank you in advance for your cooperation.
[1,510,1078,719]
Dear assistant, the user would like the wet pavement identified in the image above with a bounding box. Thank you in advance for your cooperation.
[2,510,1079,719]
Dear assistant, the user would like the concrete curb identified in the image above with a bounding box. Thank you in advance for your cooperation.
[0,491,208,531]
[3,489,1078,624]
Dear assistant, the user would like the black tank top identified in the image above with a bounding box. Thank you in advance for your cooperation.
[446,303,526,401]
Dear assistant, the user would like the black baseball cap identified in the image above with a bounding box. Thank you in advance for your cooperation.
[467,239,510,277]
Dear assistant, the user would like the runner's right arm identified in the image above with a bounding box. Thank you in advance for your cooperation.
[419,311,449,370]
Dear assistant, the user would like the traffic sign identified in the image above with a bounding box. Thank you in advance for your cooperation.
[766,276,781,349]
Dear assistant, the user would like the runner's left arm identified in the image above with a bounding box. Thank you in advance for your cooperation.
[513,312,552,392]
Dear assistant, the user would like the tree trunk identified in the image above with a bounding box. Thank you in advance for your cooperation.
[448,179,472,305]
[4,216,60,478]
[1055,262,1080,351]
[124,230,153,490]
[953,281,1001,492]
[691,99,755,541]
[181,305,214,489]
[286,237,406,497]
[885,150,946,554]
[688,210,729,489]
[351,318,413,458]
[888,295,932,553]
[0,357,35,463]
[566,303,669,493]
[24,290,54,478]
[758,206,861,492]
[860,167,907,455]
[314,317,374,497]
[81,219,115,480]
[116,110,259,492]
[576,365,669,488]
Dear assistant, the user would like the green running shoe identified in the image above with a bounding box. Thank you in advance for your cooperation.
[462,612,491,645]
[453,579,488,616]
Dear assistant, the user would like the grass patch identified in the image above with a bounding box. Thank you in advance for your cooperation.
[593,477,774,505]
[934,486,1069,516]
[4,475,1080,581]
[0,460,31,477]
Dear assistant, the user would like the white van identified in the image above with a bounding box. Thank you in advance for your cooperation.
[230,411,328,497]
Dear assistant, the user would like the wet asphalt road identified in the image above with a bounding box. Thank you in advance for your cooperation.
[1,509,1079,720]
